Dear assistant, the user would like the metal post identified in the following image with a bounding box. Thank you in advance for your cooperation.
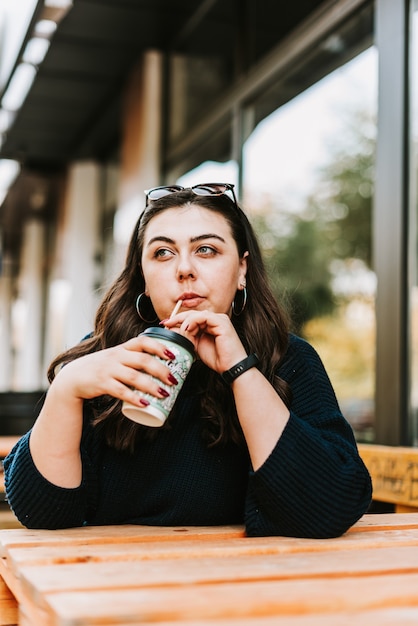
[374,0,411,444]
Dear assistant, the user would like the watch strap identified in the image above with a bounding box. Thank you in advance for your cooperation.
[221,353,260,385]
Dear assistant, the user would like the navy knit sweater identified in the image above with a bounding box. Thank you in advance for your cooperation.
[4,335,372,537]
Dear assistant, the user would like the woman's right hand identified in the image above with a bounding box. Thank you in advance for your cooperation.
[52,335,179,406]
[28,336,178,488]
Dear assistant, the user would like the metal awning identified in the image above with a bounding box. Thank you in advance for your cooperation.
[0,0,329,170]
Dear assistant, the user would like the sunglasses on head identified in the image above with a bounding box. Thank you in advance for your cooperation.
[144,183,238,210]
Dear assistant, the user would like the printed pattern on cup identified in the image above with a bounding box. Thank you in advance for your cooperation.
[139,344,194,419]
[122,327,195,426]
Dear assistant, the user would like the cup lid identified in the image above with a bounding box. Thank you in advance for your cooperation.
[142,327,195,355]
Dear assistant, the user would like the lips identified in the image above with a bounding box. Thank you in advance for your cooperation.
[181,297,204,308]
[178,293,204,308]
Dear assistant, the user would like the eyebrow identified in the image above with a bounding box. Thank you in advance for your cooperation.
[146,233,226,246]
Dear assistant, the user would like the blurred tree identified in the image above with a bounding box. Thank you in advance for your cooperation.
[255,212,335,333]
[318,111,375,268]
[253,109,375,332]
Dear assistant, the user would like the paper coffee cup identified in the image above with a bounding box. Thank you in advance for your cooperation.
[122,327,195,427]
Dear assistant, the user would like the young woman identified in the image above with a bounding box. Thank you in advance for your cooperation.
[4,183,372,537]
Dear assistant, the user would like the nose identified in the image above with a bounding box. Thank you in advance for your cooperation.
[176,253,196,281]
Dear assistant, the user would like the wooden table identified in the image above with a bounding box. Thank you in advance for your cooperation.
[2,514,418,626]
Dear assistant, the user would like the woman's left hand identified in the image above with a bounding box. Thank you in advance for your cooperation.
[165,309,290,471]
[163,310,247,374]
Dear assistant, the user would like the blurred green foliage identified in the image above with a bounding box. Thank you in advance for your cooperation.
[253,110,375,333]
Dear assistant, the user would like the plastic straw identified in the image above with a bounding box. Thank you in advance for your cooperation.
[170,300,182,318]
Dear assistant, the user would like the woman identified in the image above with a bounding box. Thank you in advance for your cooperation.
[4,183,372,537]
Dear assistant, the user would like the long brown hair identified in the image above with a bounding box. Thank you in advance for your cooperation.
[48,190,291,450]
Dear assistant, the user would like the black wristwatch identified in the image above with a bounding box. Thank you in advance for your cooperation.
[221,353,260,385]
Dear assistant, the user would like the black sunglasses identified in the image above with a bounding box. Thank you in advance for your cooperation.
[144,183,238,209]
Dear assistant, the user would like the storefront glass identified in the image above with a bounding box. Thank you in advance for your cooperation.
[243,48,378,442]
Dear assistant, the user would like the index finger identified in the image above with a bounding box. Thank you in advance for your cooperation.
[124,335,177,360]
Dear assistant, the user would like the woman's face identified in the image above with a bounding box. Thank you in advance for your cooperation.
[141,204,248,321]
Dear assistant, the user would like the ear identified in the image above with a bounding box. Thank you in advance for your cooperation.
[238,251,249,289]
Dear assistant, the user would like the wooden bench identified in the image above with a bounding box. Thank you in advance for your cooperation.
[358,443,418,512]
[0,437,20,460]
[0,391,45,533]
[0,391,45,437]
[0,437,22,530]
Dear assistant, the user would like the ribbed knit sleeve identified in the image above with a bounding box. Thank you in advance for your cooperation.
[244,335,372,538]
[3,431,97,529]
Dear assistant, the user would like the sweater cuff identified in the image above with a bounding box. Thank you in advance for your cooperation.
[4,432,92,528]
[245,413,368,537]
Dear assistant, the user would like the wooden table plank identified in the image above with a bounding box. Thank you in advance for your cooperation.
[17,595,49,626]
[92,608,418,626]
[0,525,245,557]
[4,527,418,574]
[0,557,21,608]
[2,514,418,580]
[1,512,417,557]
[40,574,418,625]
[16,544,418,608]
[0,574,18,626]
[352,512,418,529]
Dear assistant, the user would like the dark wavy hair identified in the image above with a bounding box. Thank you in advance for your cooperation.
[48,190,292,451]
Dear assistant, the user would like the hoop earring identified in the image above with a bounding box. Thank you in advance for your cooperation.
[232,287,247,316]
[135,293,158,323]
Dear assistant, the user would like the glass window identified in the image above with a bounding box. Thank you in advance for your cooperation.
[243,48,378,442]
[166,0,330,148]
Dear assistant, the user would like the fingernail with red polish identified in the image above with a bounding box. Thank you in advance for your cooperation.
[168,373,178,385]
[158,387,170,398]
[164,349,176,360]
[139,398,150,406]
[159,319,168,326]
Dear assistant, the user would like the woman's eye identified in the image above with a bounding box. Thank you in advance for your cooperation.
[154,248,173,258]
[197,245,216,255]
